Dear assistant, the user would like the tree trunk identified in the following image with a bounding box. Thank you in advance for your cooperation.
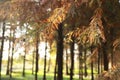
[22,47,26,77]
[98,47,100,74]
[70,38,75,80]
[6,26,12,75]
[91,47,94,80]
[47,45,51,73]
[47,58,51,72]
[79,45,83,80]
[103,43,109,71]
[84,48,88,77]
[43,40,47,80]
[0,21,6,79]
[10,29,15,78]
[54,51,58,80]
[57,23,63,80]
[66,48,69,75]
[32,51,35,75]
[35,28,39,80]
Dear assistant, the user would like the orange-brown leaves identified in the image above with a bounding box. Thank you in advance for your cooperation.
[45,3,71,33]
[66,8,105,46]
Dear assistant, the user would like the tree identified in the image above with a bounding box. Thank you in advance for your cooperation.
[0,21,6,80]
[6,26,12,75]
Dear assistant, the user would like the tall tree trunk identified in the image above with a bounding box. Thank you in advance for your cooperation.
[6,26,12,75]
[102,19,109,71]
[47,45,51,73]
[35,30,39,80]
[57,23,64,80]
[54,54,58,80]
[22,44,26,77]
[110,28,114,67]
[79,45,83,80]
[0,21,6,79]
[100,46,103,73]
[66,48,69,75]
[84,48,88,77]
[32,51,35,75]
[47,57,51,72]
[103,43,109,71]
[22,26,28,77]
[43,39,47,80]
[98,47,100,74]
[70,38,75,80]
[10,29,15,78]
[91,47,94,80]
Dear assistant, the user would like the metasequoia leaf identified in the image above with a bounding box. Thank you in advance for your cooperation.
[46,3,71,30]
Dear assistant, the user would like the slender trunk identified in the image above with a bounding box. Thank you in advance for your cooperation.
[6,26,12,75]
[57,23,63,80]
[103,43,109,71]
[32,51,35,75]
[47,58,51,72]
[47,45,51,73]
[91,60,94,80]
[102,20,109,71]
[70,39,75,80]
[100,46,103,73]
[35,30,39,80]
[22,48,26,77]
[0,21,6,79]
[66,48,69,75]
[84,48,87,77]
[79,45,83,80]
[22,27,27,77]
[110,28,113,67]
[54,53,58,80]
[98,47,100,74]
[10,29,15,78]
[43,40,47,80]
[91,47,94,80]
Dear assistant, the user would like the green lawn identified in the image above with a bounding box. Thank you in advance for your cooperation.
[1,70,91,80]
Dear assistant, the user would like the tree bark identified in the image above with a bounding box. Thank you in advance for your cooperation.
[10,29,15,78]
[98,47,100,74]
[79,45,83,80]
[32,51,35,75]
[43,39,47,80]
[91,47,94,80]
[57,23,64,80]
[0,21,6,79]
[35,28,39,80]
[66,48,69,75]
[22,45,26,77]
[54,54,57,80]
[84,48,88,77]
[47,58,51,72]
[103,43,109,71]
[70,38,75,80]
[6,25,11,75]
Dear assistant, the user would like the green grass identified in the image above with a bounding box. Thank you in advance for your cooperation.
[1,70,91,80]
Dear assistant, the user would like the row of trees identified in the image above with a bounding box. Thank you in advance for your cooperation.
[0,0,120,80]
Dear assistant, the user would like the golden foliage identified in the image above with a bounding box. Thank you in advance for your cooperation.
[87,48,98,64]
[46,3,71,31]
[113,38,120,51]
[96,67,120,80]
[65,8,106,47]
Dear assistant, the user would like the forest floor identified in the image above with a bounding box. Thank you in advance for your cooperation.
[1,69,91,80]
[1,60,93,80]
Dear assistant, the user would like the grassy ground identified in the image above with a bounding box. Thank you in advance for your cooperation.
[1,70,91,80]
[1,59,93,80]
